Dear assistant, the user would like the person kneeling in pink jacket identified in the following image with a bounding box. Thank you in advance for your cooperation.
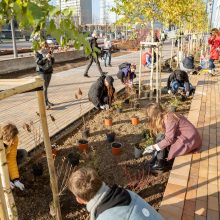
[143,103,202,173]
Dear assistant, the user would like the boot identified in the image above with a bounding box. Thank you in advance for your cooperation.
[151,159,167,173]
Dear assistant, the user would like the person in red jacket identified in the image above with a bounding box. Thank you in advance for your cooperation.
[208,28,220,76]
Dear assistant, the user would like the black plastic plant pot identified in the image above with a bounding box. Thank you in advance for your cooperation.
[82,128,90,139]
[124,99,129,104]
[116,108,122,113]
[144,91,150,98]
[170,106,177,112]
[67,153,80,167]
[134,144,143,159]
[134,102,140,109]
[106,132,116,143]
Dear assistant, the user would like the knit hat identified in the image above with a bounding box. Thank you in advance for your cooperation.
[105,75,114,85]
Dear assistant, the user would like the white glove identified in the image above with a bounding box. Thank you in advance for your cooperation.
[14,180,25,191]
[168,90,171,94]
[142,145,155,155]
[104,104,110,110]
[10,181,15,189]
[186,91,190,97]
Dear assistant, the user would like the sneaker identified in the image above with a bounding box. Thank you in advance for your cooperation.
[84,74,90,77]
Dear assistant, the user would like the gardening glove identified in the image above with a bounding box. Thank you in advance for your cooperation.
[142,145,155,155]
[10,181,15,189]
[104,104,110,110]
[168,89,171,94]
[186,91,190,97]
[14,180,25,191]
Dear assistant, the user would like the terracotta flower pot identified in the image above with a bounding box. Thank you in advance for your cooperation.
[78,139,89,152]
[111,142,122,156]
[131,116,140,125]
[104,118,113,126]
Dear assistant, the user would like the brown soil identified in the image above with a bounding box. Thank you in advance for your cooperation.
[14,92,193,220]
[0,51,130,79]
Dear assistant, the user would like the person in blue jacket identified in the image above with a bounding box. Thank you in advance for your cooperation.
[68,167,164,220]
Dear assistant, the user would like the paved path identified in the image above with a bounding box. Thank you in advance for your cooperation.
[0,43,172,152]
[159,73,220,220]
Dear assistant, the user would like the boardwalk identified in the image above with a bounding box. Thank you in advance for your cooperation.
[0,44,172,152]
[159,74,220,220]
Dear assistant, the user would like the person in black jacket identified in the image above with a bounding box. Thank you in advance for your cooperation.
[167,69,192,97]
[88,75,115,110]
[84,32,103,77]
[35,41,55,109]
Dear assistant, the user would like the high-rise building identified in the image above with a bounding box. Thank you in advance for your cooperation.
[100,0,116,24]
[56,0,92,25]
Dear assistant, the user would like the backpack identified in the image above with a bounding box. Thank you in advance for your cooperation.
[118,62,131,70]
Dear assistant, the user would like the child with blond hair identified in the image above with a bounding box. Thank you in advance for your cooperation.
[0,123,27,190]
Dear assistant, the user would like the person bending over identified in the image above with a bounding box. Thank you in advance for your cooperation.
[117,62,136,88]
[88,75,115,110]
[68,167,164,220]
[167,69,193,97]
[143,103,202,172]
[0,123,27,190]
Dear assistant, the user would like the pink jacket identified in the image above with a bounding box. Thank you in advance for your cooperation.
[208,36,220,60]
[158,113,202,160]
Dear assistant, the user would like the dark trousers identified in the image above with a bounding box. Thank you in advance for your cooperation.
[103,50,111,66]
[84,56,103,75]
[39,73,52,105]
[209,59,215,70]
[156,133,169,160]
[17,149,28,165]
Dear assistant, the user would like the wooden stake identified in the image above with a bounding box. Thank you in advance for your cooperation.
[156,47,159,103]
[150,47,154,100]
[0,139,18,220]
[0,169,10,220]
[176,37,180,68]
[138,46,143,98]
[170,39,174,68]
[159,45,162,100]
[36,78,61,220]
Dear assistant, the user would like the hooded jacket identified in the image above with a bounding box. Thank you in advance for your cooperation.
[167,70,189,89]
[88,75,115,108]
[87,183,163,220]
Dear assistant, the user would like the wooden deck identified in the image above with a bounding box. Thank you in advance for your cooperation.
[0,45,172,152]
[159,74,220,220]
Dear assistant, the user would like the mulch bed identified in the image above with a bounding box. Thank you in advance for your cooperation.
[13,92,193,219]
